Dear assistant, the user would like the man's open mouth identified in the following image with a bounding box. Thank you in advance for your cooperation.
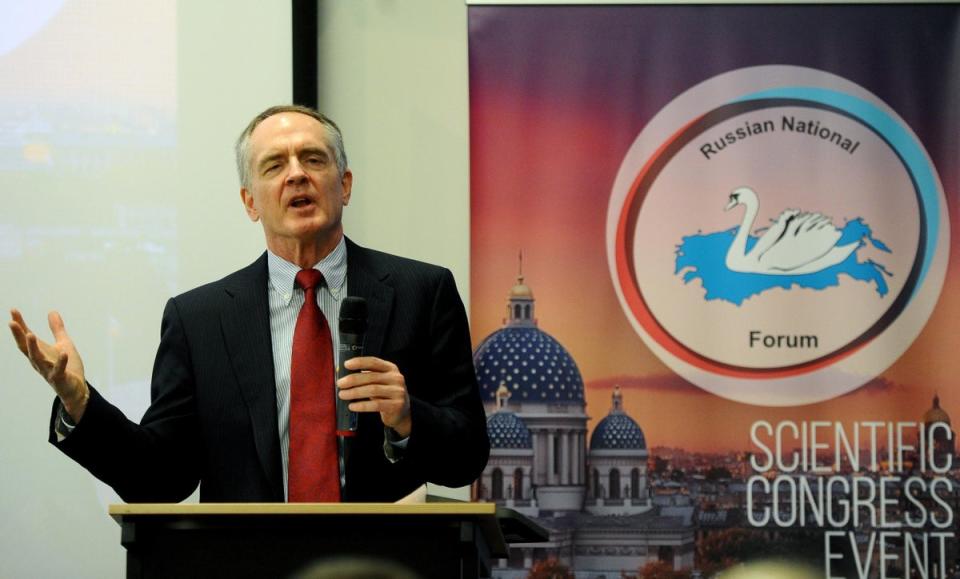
[290,197,313,208]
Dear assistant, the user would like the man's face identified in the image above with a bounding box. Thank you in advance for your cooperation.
[241,112,352,251]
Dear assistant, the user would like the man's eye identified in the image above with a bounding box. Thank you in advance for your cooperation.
[305,156,324,166]
[263,164,280,174]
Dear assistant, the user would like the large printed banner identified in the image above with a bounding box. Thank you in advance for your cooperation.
[468,4,960,578]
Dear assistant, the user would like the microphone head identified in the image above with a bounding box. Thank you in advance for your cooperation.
[339,296,368,334]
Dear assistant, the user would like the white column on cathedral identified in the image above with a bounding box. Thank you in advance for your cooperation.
[547,433,556,485]
[535,432,546,485]
[569,432,577,485]
[580,432,586,484]
[576,432,587,485]
[560,431,569,484]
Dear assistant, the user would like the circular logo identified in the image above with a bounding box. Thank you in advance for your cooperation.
[606,66,949,406]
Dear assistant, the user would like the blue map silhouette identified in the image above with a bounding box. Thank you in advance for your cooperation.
[674,218,892,306]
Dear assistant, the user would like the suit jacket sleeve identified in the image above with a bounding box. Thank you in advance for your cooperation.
[49,298,202,503]
[400,268,490,488]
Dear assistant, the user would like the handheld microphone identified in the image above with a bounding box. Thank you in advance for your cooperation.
[336,296,367,437]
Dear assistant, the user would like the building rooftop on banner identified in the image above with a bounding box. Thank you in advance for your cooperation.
[487,410,533,450]
[473,268,585,405]
[924,394,952,425]
[590,385,648,451]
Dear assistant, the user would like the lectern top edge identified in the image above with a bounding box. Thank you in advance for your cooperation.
[108,502,497,520]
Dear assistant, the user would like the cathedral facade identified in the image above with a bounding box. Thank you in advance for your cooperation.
[472,271,695,578]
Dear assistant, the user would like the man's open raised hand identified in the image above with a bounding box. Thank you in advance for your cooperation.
[9,309,89,422]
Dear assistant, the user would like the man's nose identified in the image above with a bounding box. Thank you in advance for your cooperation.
[285,158,308,186]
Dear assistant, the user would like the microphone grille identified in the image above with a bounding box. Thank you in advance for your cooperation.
[339,296,368,333]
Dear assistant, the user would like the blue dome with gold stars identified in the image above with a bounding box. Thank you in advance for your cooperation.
[487,411,533,449]
[474,326,585,404]
[590,413,647,450]
[474,270,585,405]
[590,386,646,450]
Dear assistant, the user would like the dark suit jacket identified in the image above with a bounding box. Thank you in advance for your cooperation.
[52,239,489,502]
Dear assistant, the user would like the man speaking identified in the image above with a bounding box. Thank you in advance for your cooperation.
[8,105,489,503]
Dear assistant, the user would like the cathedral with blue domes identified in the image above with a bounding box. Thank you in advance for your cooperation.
[473,267,695,577]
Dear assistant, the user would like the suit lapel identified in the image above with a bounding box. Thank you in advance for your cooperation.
[345,239,394,359]
[220,254,284,500]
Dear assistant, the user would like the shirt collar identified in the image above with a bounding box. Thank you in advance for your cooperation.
[267,236,348,305]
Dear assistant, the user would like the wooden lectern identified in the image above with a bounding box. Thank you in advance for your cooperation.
[110,503,545,579]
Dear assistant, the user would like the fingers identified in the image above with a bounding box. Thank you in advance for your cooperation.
[9,322,28,355]
[338,357,402,390]
[25,332,54,376]
[25,331,43,364]
[9,309,30,354]
[10,308,28,331]
[343,386,411,435]
[346,397,406,415]
[337,358,406,401]
[336,356,411,434]
[340,383,407,413]
[343,356,394,373]
[338,369,404,390]
[338,382,404,402]
[16,313,60,381]
[10,309,57,360]
[48,310,69,342]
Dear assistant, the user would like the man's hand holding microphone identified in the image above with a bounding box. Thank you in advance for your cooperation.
[334,297,411,438]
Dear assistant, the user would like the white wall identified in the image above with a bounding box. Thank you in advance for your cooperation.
[318,0,472,307]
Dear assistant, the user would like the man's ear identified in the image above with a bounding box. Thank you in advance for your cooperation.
[241,188,259,221]
[341,170,353,206]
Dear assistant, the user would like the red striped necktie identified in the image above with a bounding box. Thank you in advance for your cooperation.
[288,269,340,502]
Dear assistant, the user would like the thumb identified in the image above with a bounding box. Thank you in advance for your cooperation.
[53,349,69,380]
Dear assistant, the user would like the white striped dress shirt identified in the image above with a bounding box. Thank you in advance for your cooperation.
[266,236,347,499]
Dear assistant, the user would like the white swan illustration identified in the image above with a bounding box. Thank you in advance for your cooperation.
[724,186,859,275]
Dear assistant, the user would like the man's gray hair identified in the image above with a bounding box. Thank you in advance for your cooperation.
[235,104,349,188]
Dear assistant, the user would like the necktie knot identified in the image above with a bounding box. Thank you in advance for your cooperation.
[295,269,324,292]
